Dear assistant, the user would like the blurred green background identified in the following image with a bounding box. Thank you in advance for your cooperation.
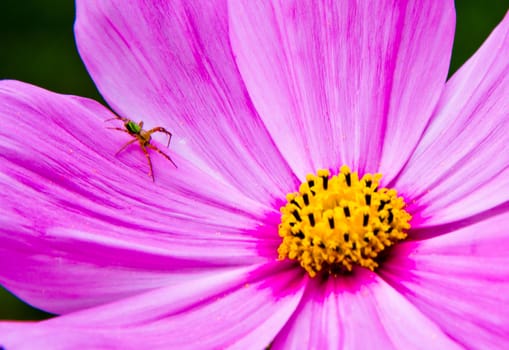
[0,0,508,321]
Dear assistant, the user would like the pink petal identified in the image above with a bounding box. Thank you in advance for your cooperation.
[0,80,279,314]
[74,0,298,204]
[393,11,509,227]
[0,263,307,349]
[229,0,455,178]
[380,210,509,349]
[273,269,459,349]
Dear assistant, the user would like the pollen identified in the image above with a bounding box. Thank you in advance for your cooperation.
[277,165,411,277]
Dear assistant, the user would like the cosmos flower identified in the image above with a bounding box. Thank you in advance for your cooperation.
[1,0,509,349]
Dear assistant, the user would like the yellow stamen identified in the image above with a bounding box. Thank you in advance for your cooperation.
[278,165,411,277]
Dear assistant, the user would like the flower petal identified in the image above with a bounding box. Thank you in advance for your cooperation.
[393,11,509,227]
[229,0,455,178]
[74,0,298,203]
[0,80,279,314]
[273,269,459,350]
[0,263,307,350]
[380,210,509,349]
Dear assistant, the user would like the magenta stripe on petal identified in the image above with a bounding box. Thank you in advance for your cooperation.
[273,269,458,350]
[0,263,307,350]
[394,10,509,227]
[0,80,279,314]
[381,210,509,349]
[74,0,299,204]
[229,0,454,179]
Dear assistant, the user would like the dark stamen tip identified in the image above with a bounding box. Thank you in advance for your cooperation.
[322,176,329,190]
[363,214,369,226]
[345,173,351,186]
[388,210,394,224]
[308,213,315,227]
[293,230,305,239]
[328,217,335,229]
[303,194,310,206]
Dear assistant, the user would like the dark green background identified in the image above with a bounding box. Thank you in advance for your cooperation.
[0,1,508,321]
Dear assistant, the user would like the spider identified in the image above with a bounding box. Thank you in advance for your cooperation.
[107,116,177,181]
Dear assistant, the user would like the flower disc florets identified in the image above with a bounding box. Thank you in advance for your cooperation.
[278,165,411,277]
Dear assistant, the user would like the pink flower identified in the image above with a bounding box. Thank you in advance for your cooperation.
[1,1,508,349]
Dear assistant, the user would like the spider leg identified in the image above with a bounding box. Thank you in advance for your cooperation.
[104,116,130,122]
[115,138,137,156]
[147,127,173,148]
[140,143,155,182]
[147,143,177,168]
[107,127,130,133]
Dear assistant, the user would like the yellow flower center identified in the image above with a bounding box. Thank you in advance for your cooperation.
[278,165,411,277]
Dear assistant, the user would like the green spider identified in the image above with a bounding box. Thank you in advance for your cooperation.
[108,116,177,181]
